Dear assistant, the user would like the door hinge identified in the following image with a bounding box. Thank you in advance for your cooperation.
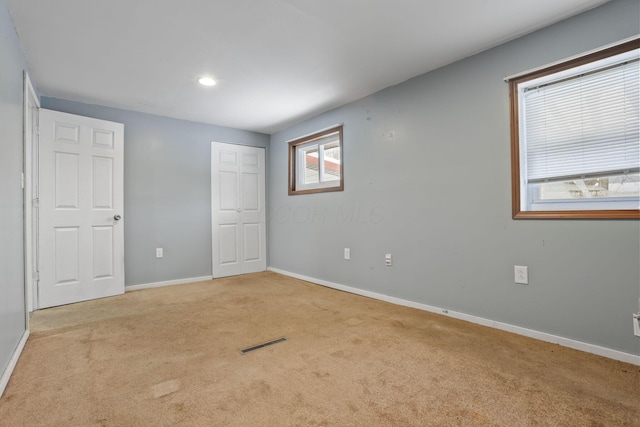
[33,271,39,282]
[32,198,39,208]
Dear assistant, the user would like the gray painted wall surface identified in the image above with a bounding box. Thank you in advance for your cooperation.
[269,0,640,356]
[0,0,28,374]
[42,97,269,286]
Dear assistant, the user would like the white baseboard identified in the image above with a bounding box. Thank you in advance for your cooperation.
[126,275,213,292]
[268,267,640,366]
[0,329,29,398]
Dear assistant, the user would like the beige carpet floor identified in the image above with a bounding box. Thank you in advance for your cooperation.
[1,272,638,426]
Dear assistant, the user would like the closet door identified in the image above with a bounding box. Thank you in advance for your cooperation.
[211,142,266,278]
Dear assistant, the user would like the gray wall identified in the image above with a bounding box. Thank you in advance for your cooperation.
[41,97,269,286]
[0,0,28,374]
[269,0,640,356]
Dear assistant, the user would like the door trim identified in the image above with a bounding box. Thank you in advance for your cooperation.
[23,71,39,314]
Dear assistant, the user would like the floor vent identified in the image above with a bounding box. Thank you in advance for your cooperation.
[240,337,288,355]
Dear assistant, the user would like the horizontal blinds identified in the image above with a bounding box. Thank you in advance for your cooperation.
[523,58,640,182]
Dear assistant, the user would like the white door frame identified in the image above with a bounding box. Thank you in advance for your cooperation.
[23,72,40,314]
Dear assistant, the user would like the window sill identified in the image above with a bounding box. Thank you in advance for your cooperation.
[513,209,640,220]
[288,184,344,196]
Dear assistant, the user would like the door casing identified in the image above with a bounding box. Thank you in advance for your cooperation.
[23,72,40,313]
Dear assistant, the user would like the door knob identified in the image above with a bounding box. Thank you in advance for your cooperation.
[114,214,122,221]
[237,208,241,213]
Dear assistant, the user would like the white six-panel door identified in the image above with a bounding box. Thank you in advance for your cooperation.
[212,142,266,278]
[38,109,124,308]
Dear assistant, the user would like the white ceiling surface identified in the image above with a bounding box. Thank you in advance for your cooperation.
[8,0,610,134]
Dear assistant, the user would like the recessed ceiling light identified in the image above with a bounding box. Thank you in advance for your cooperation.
[198,77,216,87]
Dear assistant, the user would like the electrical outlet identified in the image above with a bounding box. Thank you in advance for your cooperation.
[514,265,528,284]
[385,254,392,267]
[344,248,351,260]
[633,313,640,337]
[156,248,163,258]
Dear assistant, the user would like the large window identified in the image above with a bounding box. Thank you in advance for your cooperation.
[509,38,639,219]
[288,125,343,195]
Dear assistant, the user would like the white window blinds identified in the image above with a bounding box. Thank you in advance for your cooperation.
[522,56,639,183]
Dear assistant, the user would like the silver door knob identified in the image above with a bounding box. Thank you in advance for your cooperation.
[236,208,241,213]
[114,214,122,221]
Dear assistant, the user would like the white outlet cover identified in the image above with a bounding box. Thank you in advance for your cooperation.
[344,248,351,260]
[633,313,640,337]
[514,265,528,284]
[156,248,163,258]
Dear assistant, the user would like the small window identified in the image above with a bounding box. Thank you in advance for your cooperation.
[509,39,640,219]
[288,126,343,195]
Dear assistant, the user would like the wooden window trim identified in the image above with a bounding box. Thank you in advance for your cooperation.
[288,125,344,195]
[509,38,640,220]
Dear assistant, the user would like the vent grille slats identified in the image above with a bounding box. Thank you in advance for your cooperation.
[239,337,287,355]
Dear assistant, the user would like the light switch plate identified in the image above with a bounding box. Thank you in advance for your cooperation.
[633,313,640,337]
[344,248,351,260]
[156,248,163,258]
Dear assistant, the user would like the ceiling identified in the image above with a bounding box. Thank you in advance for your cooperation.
[7,0,610,134]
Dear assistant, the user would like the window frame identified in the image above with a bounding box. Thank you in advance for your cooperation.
[509,38,640,219]
[288,125,344,195]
